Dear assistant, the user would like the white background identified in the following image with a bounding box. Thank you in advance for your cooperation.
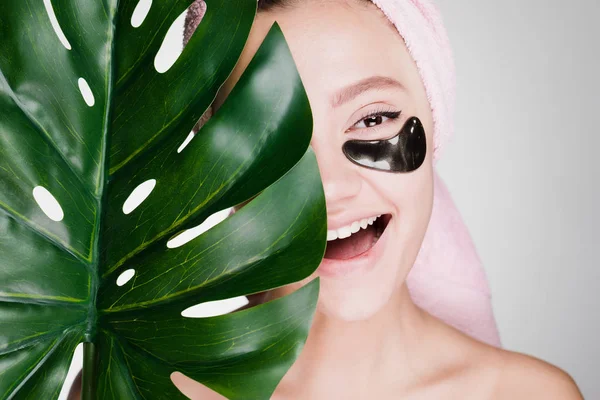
[436,0,599,397]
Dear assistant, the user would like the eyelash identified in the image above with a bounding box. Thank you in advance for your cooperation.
[350,108,402,130]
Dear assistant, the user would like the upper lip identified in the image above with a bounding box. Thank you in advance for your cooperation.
[327,213,386,231]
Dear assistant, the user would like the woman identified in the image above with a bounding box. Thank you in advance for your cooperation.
[169,0,583,399]
[182,0,503,348]
[67,0,580,398]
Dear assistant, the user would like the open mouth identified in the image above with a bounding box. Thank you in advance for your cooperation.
[324,214,392,260]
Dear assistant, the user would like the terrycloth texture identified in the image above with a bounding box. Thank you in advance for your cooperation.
[183,0,501,348]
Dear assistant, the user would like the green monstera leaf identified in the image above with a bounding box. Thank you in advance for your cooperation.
[0,0,326,398]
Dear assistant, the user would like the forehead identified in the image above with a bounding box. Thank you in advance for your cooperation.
[215,1,422,110]
[261,2,414,93]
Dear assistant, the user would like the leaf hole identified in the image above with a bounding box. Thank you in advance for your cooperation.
[154,8,189,73]
[177,130,195,153]
[167,208,232,249]
[33,186,64,222]
[57,343,83,400]
[131,0,152,28]
[181,296,249,318]
[42,0,72,50]
[77,78,95,107]
[116,269,136,286]
[122,179,157,215]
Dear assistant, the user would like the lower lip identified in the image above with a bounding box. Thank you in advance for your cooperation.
[316,218,391,279]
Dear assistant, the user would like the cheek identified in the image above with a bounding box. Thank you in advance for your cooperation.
[389,169,434,275]
[371,162,433,235]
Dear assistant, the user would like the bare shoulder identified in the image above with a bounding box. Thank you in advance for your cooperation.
[490,349,583,399]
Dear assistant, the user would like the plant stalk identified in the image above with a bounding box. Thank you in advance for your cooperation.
[82,342,97,400]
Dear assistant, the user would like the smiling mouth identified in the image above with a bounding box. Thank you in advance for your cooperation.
[324,214,392,260]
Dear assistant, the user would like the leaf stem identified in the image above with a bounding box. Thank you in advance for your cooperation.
[82,342,97,400]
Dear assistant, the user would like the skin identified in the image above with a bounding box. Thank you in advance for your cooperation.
[70,1,583,399]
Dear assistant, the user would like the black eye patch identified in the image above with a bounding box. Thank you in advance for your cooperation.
[342,116,426,173]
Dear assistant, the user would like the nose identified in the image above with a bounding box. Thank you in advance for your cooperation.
[313,143,362,215]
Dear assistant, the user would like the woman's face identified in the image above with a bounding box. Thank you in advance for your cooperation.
[215,0,435,321]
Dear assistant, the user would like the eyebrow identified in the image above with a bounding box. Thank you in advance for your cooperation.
[330,76,405,108]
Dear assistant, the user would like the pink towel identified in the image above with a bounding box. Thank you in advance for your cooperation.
[409,173,501,346]
[183,0,502,347]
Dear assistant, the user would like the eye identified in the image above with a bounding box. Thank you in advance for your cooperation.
[360,115,385,128]
[350,110,401,130]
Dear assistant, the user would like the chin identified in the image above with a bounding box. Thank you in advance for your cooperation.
[313,214,412,323]
[279,196,431,324]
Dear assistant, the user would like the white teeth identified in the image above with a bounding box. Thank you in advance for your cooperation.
[337,226,352,239]
[327,214,383,242]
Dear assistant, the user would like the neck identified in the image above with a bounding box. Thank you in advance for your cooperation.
[267,281,430,398]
